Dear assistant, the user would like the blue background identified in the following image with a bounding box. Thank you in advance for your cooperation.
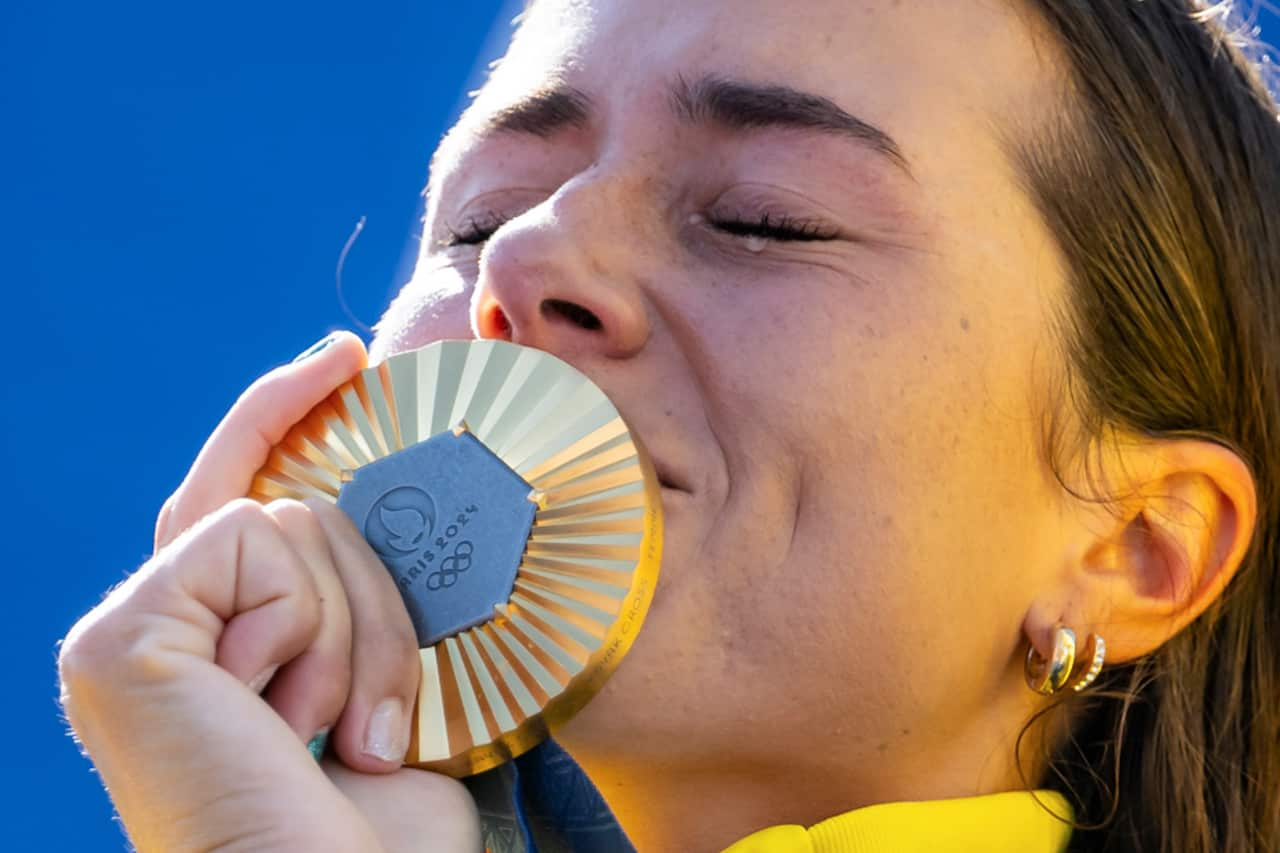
[3,2,1277,849]
[2,0,513,847]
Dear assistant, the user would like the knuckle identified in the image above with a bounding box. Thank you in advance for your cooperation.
[300,496,346,529]
[359,623,422,692]
[58,573,137,684]
[235,370,278,408]
[300,495,333,516]
[342,611,412,691]
[392,625,422,668]
[153,494,178,543]
[367,620,421,668]
[208,494,289,548]
[57,614,105,692]
[265,498,322,534]
[57,597,158,700]
[215,497,273,534]
[198,499,305,574]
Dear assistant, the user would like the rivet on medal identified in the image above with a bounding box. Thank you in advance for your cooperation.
[249,339,663,777]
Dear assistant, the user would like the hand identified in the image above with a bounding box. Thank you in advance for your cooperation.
[59,333,481,852]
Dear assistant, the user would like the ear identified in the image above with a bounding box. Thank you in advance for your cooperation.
[1046,438,1257,664]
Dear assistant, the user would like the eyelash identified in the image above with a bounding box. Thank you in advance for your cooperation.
[441,211,837,247]
[443,213,507,248]
[710,212,838,243]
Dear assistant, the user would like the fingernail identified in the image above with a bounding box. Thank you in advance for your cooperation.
[292,333,339,363]
[362,697,407,763]
[247,664,279,694]
[306,727,331,762]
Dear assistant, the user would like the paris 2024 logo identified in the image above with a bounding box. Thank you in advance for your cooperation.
[365,486,475,591]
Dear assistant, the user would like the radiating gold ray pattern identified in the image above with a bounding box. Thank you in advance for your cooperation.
[249,340,662,777]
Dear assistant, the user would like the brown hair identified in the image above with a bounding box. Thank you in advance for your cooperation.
[1009,1,1280,850]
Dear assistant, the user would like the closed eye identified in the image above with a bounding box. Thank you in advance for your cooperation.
[441,212,508,248]
[710,213,838,242]
[440,209,840,250]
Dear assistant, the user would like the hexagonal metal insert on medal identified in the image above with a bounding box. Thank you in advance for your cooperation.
[336,426,537,647]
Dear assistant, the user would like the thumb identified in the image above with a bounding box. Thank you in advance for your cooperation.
[157,331,367,549]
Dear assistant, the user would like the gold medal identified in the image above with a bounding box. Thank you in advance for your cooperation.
[249,339,662,776]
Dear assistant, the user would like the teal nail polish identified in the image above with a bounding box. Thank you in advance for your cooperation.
[293,333,338,363]
[307,728,331,761]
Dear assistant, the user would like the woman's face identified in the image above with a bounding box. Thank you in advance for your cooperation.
[374,0,1073,802]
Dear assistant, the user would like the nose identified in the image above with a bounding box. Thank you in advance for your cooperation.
[470,177,652,360]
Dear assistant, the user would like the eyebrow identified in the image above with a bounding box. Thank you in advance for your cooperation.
[670,75,909,173]
[473,74,910,175]
[483,85,592,136]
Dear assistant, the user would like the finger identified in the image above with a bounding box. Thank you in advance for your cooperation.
[250,499,355,744]
[307,499,421,771]
[155,331,367,550]
[164,499,325,680]
[58,498,384,852]
[60,499,327,774]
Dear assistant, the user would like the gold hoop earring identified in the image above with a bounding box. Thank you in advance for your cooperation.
[1025,625,1076,694]
[1067,632,1106,692]
[1024,625,1107,695]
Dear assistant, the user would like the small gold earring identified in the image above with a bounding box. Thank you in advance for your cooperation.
[1067,632,1106,692]
[1026,625,1076,694]
[1024,625,1106,695]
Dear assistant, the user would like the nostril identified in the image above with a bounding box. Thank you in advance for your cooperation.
[478,301,513,340]
[542,298,603,331]
[492,305,511,337]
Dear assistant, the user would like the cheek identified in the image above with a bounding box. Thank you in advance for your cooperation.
[369,273,476,361]
[711,279,1059,710]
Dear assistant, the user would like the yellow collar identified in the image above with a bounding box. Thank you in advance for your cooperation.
[720,790,1073,853]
